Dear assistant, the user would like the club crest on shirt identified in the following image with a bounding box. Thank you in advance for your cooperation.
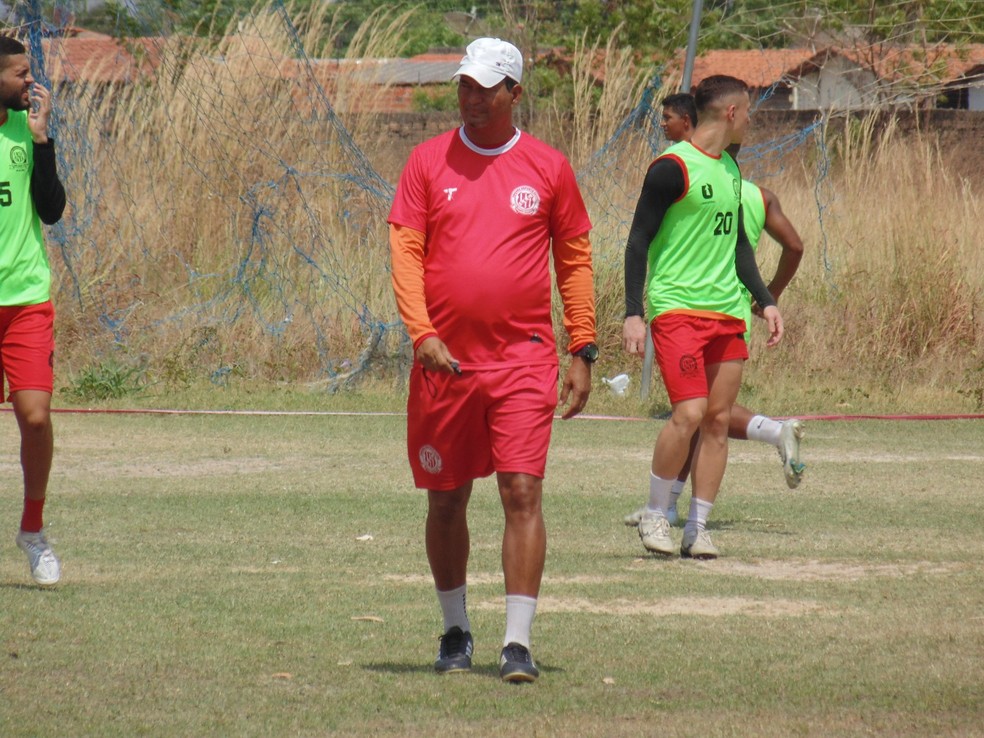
[9,146,28,172]
[418,444,443,474]
[510,185,540,216]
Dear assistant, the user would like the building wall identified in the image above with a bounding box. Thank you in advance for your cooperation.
[969,84,984,111]
[754,86,793,110]
[794,57,881,110]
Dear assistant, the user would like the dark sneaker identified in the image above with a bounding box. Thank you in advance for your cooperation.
[499,642,540,683]
[435,626,473,673]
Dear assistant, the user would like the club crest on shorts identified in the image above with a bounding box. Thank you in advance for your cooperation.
[510,185,540,216]
[679,354,699,376]
[418,444,443,474]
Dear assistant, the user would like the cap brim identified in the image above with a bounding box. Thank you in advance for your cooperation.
[452,61,507,88]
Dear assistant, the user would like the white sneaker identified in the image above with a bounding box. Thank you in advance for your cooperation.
[638,514,674,556]
[778,420,806,489]
[16,528,61,586]
[625,505,679,527]
[681,529,719,560]
[623,506,645,526]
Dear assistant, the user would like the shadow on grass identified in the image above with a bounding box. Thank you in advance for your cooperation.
[620,516,796,561]
[363,663,564,679]
[710,517,797,536]
[0,581,59,591]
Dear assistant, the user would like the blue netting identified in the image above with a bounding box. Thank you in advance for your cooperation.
[12,1,832,390]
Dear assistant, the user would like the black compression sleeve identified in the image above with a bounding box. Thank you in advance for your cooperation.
[734,206,776,309]
[31,140,66,225]
[624,157,685,318]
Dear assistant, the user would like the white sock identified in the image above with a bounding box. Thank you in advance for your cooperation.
[504,594,537,649]
[669,478,686,510]
[646,473,675,517]
[746,415,783,447]
[437,584,470,632]
[684,497,714,538]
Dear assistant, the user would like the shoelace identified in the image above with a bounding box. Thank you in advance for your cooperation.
[440,630,468,657]
[25,546,55,570]
[642,517,669,533]
[21,537,51,557]
[502,644,530,663]
[686,530,715,550]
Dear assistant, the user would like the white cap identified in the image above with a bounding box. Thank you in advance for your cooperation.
[452,37,523,88]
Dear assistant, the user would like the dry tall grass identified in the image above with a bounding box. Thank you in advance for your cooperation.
[544,107,984,413]
[53,1,406,386]
[544,25,652,170]
[44,2,984,411]
[734,113,984,411]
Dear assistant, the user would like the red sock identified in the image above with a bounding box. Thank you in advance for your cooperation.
[21,497,45,533]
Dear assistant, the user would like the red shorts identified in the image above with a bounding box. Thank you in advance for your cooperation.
[651,313,747,404]
[0,301,55,401]
[407,362,559,491]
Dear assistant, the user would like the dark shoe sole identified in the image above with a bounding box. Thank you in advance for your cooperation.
[643,546,676,557]
[500,667,538,683]
[435,659,472,674]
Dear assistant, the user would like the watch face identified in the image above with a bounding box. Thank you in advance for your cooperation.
[579,343,599,362]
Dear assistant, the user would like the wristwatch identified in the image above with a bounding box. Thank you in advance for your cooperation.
[573,342,599,364]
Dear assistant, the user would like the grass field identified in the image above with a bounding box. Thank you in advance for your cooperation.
[1,407,983,736]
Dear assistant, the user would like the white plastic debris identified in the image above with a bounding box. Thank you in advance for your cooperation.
[602,373,630,396]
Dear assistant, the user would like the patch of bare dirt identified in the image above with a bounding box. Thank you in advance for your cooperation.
[382,573,630,586]
[383,559,965,617]
[50,456,317,478]
[385,559,963,588]
[473,595,822,617]
[703,558,965,581]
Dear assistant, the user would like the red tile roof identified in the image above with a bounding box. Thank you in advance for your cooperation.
[408,53,461,63]
[786,44,984,85]
[541,46,805,89]
[662,44,984,90]
[34,32,984,113]
[664,48,817,89]
[41,36,162,83]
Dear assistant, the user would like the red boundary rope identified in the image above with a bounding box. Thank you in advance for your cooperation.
[2,408,982,421]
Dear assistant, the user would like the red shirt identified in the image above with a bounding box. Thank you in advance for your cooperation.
[389,128,592,369]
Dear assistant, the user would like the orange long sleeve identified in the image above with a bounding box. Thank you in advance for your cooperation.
[389,224,437,347]
[552,232,596,352]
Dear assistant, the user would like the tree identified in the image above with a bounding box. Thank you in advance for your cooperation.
[65,0,984,52]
